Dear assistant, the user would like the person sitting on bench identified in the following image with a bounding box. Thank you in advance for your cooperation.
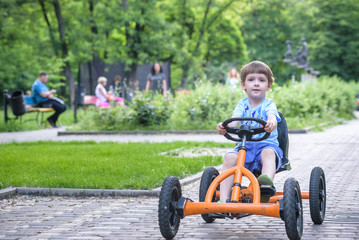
[32,72,66,128]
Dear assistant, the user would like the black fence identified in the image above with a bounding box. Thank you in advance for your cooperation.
[78,60,171,95]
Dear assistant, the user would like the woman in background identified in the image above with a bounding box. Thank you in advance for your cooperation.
[145,63,167,96]
[225,68,240,88]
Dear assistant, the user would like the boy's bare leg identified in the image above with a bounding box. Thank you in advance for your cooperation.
[259,148,276,202]
[220,153,237,202]
[261,148,276,179]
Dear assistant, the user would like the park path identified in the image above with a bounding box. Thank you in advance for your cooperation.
[0,127,229,144]
[1,113,359,239]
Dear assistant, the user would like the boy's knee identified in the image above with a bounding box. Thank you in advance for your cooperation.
[261,148,276,162]
[223,153,237,167]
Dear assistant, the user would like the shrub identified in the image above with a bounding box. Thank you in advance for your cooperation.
[271,76,357,128]
[169,81,245,129]
[73,76,358,131]
[73,91,172,131]
[130,91,172,126]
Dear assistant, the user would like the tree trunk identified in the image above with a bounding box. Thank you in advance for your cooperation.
[179,0,188,89]
[39,0,66,97]
[180,64,189,89]
[122,0,141,90]
[193,0,212,56]
[125,64,137,90]
[39,0,58,55]
[181,0,212,89]
[53,0,75,107]
[206,0,235,30]
[89,0,98,35]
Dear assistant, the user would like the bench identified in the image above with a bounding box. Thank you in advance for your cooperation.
[73,95,97,122]
[3,89,54,126]
[84,95,97,106]
[24,96,55,126]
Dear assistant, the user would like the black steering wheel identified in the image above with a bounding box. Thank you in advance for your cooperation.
[221,117,270,142]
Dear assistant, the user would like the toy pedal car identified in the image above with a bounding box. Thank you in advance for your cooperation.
[158,113,326,240]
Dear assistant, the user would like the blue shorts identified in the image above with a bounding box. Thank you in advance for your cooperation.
[226,142,283,173]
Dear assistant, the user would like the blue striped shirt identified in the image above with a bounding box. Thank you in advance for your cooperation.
[232,97,281,145]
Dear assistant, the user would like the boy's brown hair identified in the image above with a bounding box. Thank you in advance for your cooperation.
[240,61,274,84]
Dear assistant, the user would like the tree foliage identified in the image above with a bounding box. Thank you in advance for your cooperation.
[0,0,358,106]
[308,0,359,81]
[0,1,63,93]
[237,0,303,84]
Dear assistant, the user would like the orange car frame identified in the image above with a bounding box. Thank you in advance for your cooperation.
[158,115,326,240]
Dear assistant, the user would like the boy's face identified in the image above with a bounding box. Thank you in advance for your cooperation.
[241,73,272,101]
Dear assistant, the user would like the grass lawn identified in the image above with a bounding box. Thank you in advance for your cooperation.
[0,141,232,190]
[0,108,80,132]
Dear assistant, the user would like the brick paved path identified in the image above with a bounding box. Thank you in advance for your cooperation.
[1,116,359,239]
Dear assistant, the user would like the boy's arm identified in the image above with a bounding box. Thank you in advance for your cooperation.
[265,113,278,133]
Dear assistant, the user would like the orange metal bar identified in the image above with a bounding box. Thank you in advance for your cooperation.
[205,148,261,204]
[231,149,246,201]
[268,195,283,203]
[301,192,309,199]
[215,191,220,198]
[266,191,309,203]
[205,167,236,202]
[240,166,260,203]
[205,166,260,203]
[183,201,281,218]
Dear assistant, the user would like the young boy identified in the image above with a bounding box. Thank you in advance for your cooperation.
[216,60,283,203]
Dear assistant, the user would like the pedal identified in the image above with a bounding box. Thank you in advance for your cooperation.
[260,184,276,197]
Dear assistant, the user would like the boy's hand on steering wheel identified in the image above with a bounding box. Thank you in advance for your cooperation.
[216,122,227,135]
[264,119,277,133]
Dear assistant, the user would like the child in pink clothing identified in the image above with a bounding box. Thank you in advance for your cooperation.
[95,76,124,107]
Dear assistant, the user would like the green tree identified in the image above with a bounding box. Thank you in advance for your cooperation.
[0,1,64,100]
[163,0,247,89]
[204,18,247,66]
[105,0,176,88]
[237,0,303,84]
[309,0,359,81]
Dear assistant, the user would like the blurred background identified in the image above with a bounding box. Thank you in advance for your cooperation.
[1,0,359,131]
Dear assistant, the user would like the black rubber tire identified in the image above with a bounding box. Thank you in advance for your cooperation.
[158,176,182,239]
[309,167,326,224]
[199,167,219,223]
[283,177,303,240]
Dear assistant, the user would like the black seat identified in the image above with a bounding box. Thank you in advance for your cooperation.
[276,112,291,173]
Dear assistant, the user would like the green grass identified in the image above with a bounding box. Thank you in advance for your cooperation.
[0,141,232,190]
[0,108,83,132]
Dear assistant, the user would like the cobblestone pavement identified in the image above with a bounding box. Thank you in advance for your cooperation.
[1,115,359,239]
